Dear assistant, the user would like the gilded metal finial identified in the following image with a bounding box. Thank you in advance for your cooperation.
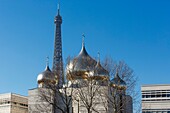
[97,51,100,63]
[82,33,85,47]
[46,56,49,67]
[115,67,119,77]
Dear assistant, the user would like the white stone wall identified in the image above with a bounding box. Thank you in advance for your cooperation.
[72,85,109,113]
[72,85,132,113]
[0,93,28,113]
[0,93,11,113]
[28,86,132,113]
[28,88,70,113]
[28,88,53,113]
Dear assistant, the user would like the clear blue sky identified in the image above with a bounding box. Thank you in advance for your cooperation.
[0,0,170,96]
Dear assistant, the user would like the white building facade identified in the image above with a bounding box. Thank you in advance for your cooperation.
[142,84,170,113]
[0,93,28,113]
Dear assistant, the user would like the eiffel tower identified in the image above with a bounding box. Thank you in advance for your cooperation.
[52,3,64,87]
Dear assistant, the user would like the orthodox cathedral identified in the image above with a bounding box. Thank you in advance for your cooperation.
[28,4,133,113]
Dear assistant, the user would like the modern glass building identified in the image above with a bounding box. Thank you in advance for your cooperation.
[141,84,170,113]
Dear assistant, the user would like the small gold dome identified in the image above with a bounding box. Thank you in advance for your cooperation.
[93,60,109,81]
[110,72,126,89]
[37,65,56,88]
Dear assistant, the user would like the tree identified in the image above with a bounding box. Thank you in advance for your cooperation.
[66,55,111,113]
[29,56,139,113]
[29,57,74,113]
[66,55,138,113]
[102,57,139,113]
[72,77,105,113]
[29,82,73,113]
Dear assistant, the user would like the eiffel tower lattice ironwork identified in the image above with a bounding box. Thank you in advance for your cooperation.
[52,3,64,87]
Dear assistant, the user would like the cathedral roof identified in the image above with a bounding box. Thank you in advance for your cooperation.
[37,65,56,87]
[72,44,97,72]
[66,39,97,79]
[93,58,109,80]
[66,37,111,80]
[111,72,126,87]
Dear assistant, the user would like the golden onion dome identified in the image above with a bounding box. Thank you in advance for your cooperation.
[93,60,109,81]
[66,40,97,80]
[37,65,56,88]
[111,72,126,89]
